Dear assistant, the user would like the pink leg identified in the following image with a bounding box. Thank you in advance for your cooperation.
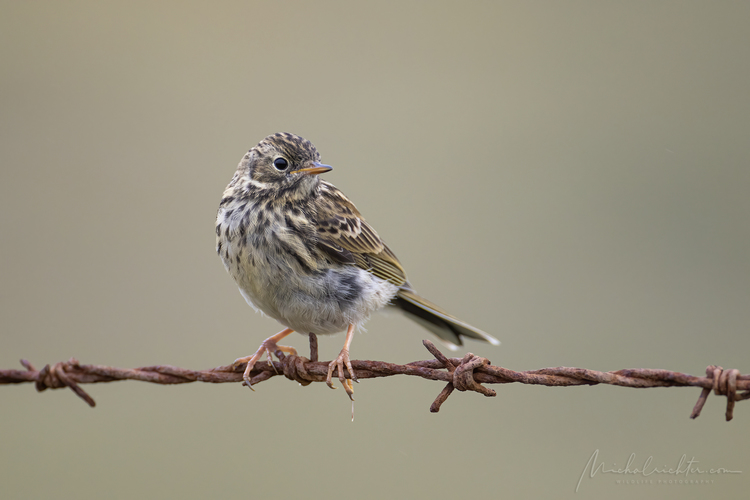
[326,324,357,400]
[233,328,297,389]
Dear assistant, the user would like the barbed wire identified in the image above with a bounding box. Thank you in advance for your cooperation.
[1,335,747,420]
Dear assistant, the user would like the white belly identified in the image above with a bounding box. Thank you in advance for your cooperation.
[229,251,399,335]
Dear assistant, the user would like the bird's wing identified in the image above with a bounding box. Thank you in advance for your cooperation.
[315,182,408,287]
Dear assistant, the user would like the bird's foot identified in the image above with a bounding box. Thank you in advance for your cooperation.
[326,347,358,400]
[233,329,297,389]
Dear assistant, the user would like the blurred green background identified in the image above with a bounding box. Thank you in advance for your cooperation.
[2,1,748,499]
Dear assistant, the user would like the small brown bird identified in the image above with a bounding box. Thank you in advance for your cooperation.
[216,133,499,398]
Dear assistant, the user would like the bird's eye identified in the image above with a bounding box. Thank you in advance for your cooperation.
[273,157,289,170]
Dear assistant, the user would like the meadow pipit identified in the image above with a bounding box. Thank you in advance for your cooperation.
[216,133,499,399]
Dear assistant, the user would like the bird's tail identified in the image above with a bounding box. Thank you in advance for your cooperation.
[391,288,500,351]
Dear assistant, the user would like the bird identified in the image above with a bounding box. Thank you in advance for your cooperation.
[215,132,499,399]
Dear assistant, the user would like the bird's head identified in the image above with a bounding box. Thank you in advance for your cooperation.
[235,132,332,200]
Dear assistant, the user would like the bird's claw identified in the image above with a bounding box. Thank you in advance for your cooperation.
[327,348,357,400]
[233,335,297,391]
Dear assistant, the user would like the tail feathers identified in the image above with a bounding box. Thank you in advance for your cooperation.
[392,289,500,351]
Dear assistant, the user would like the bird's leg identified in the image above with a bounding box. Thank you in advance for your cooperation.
[233,328,297,389]
[326,324,358,400]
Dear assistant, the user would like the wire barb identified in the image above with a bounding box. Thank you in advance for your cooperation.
[1,340,747,419]
[689,365,750,421]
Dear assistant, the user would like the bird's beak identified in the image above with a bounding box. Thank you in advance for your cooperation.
[296,162,333,176]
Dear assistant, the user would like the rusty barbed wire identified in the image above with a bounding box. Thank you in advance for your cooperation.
[1,336,748,420]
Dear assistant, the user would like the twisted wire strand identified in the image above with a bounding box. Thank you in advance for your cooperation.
[2,337,747,419]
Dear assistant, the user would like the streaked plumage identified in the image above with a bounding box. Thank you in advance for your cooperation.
[216,132,499,398]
